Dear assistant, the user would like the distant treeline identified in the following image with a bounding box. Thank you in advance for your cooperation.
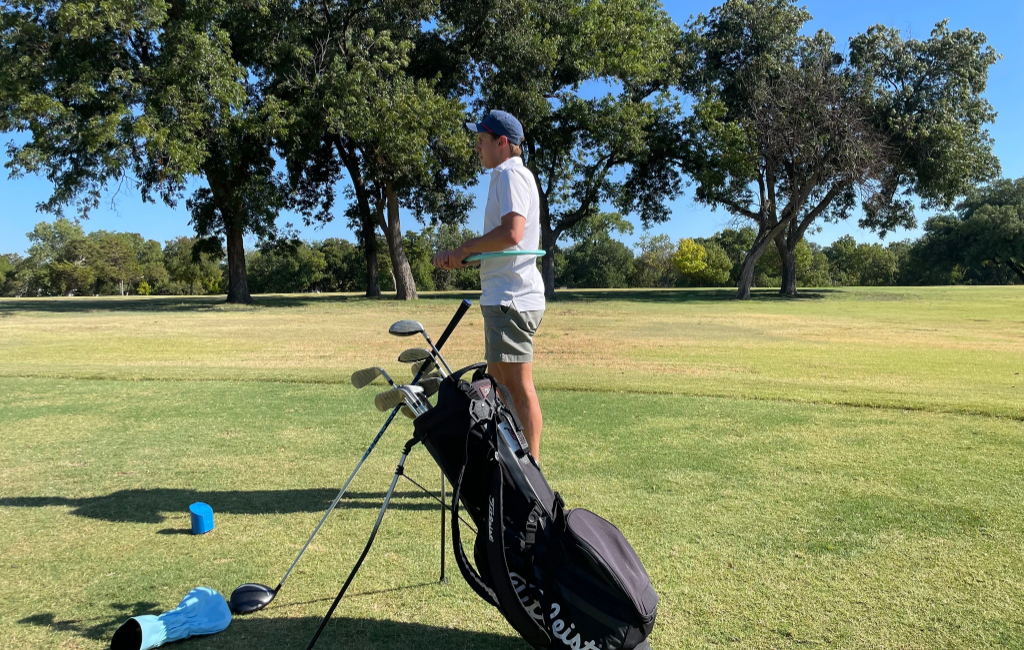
[3,181,1021,297]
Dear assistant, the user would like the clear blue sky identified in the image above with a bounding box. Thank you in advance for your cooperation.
[2,0,1021,255]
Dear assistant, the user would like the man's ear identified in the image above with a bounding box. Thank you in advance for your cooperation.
[498,135,508,148]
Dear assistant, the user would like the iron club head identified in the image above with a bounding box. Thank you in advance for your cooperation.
[396,385,430,416]
[418,376,442,396]
[374,384,426,412]
[411,358,440,377]
[351,367,395,389]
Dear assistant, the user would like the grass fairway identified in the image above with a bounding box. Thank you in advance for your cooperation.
[1,286,1022,649]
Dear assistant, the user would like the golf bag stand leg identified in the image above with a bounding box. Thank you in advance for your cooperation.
[440,470,447,584]
[305,439,418,650]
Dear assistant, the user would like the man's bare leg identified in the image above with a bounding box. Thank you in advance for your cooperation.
[488,361,543,461]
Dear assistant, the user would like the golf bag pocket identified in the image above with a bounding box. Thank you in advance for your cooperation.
[543,505,658,650]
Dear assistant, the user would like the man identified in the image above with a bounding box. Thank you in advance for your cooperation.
[433,110,546,460]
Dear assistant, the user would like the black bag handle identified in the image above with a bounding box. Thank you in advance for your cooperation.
[448,423,501,608]
[486,457,552,649]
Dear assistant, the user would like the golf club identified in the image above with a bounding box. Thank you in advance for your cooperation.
[374,384,426,412]
[351,366,396,389]
[389,320,455,375]
[398,347,446,377]
[410,358,440,378]
[398,377,442,419]
[229,299,471,615]
[397,385,430,416]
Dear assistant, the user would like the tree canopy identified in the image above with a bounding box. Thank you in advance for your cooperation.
[679,0,1000,298]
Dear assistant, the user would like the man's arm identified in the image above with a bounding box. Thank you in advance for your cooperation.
[433,212,525,269]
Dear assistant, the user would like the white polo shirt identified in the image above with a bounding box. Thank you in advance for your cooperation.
[480,157,546,311]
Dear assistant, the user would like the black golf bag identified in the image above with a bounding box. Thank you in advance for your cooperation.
[412,363,658,650]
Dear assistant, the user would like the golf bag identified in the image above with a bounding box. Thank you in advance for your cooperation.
[412,364,658,650]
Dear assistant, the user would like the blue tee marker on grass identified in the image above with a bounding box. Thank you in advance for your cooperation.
[189,502,214,535]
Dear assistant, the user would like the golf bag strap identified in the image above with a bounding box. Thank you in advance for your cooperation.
[487,457,552,649]
[450,442,501,608]
[495,382,525,434]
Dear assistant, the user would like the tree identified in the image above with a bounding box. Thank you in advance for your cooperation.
[2,0,291,304]
[0,253,32,296]
[316,239,364,293]
[456,0,686,299]
[163,236,224,294]
[557,234,635,289]
[679,0,1000,298]
[691,241,733,287]
[903,178,1024,285]
[275,1,477,300]
[24,218,94,295]
[823,236,898,286]
[630,234,679,288]
[86,231,141,295]
[672,238,708,280]
[421,223,482,291]
[247,240,327,294]
[956,178,1024,283]
[0,255,14,286]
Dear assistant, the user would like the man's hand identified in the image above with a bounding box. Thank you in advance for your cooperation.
[432,248,470,270]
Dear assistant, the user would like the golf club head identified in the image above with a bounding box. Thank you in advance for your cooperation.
[419,376,442,397]
[389,320,425,337]
[411,358,439,377]
[397,385,429,416]
[230,583,277,614]
[374,384,425,411]
[400,405,417,419]
[397,347,432,364]
[351,367,394,389]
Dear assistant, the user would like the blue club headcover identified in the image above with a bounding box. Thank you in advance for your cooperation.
[110,586,232,650]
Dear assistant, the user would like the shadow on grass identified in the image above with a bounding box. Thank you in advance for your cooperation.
[0,488,443,524]
[19,609,528,649]
[550,287,836,303]
[0,293,369,314]
[0,287,837,314]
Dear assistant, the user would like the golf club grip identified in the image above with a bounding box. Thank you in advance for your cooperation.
[435,299,472,349]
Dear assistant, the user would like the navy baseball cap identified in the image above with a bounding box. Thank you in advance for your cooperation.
[465,110,525,145]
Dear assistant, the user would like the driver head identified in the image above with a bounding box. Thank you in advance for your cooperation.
[388,320,425,337]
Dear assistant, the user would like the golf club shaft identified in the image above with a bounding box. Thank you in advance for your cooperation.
[440,471,446,582]
[306,450,409,650]
[274,407,399,592]
[273,299,471,593]
[420,331,455,376]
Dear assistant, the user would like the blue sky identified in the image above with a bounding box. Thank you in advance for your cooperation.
[2,0,1022,255]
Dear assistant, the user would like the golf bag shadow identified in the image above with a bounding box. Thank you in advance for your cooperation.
[411,364,658,650]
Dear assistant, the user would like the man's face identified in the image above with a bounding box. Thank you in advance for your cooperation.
[474,133,506,169]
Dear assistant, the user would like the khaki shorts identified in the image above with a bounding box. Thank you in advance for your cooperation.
[481,303,544,363]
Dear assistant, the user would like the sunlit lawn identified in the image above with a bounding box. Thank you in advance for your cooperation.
[1,286,1022,649]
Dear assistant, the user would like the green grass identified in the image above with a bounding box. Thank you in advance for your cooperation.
[1,287,1022,649]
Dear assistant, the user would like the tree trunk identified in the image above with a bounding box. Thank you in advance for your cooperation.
[736,231,777,300]
[776,236,797,296]
[332,136,380,297]
[383,182,417,300]
[224,218,253,304]
[361,214,380,298]
[539,192,556,300]
[1005,259,1024,284]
